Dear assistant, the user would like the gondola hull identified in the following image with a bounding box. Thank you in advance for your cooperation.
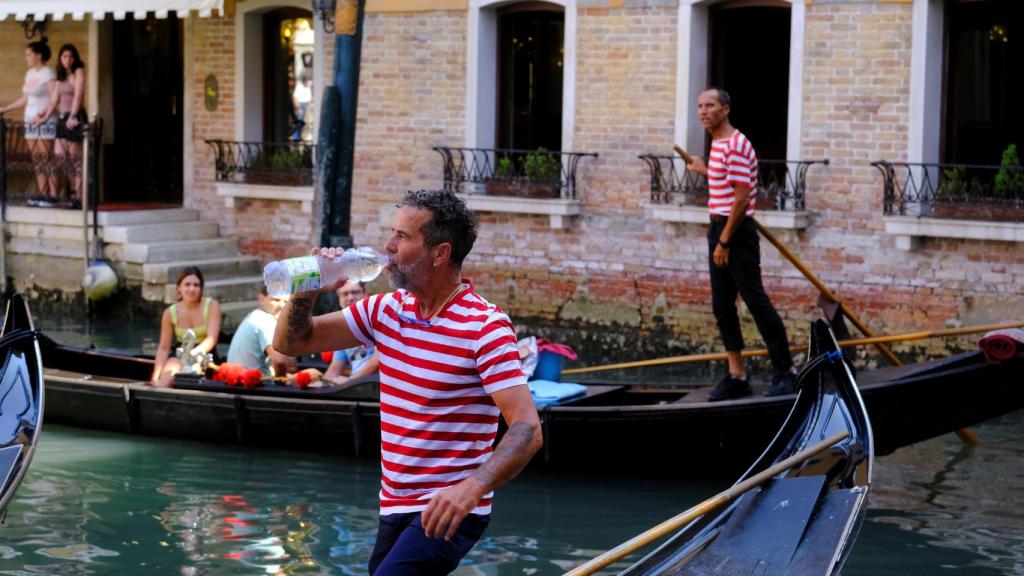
[611,319,873,576]
[0,295,45,512]
[37,334,1023,470]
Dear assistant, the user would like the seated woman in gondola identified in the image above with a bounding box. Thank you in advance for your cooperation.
[151,266,222,387]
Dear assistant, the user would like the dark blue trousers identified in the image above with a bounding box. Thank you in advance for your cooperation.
[368,513,490,576]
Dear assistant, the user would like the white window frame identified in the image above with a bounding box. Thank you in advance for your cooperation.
[908,0,943,164]
[675,0,806,161]
[465,0,577,151]
[234,0,324,143]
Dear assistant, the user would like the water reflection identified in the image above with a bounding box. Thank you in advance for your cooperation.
[865,410,1024,575]
[11,304,1024,574]
[0,416,1022,575]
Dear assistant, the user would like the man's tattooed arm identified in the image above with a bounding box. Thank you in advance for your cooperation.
[470,420,542,490]
[273,295,315,356]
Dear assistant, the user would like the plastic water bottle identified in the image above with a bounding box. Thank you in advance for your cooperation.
[263,247,389,297]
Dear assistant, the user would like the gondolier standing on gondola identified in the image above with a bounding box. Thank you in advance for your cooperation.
[686,88,798,401]
[274,190,542,575]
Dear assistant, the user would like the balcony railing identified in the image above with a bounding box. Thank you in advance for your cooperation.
[433,147,598,200]
[640,155,828,211]
[872,161,1024,221]
[205,140,316,187]
[1,116,101,208]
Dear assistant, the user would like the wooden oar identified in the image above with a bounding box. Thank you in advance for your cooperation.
[751,218,901,366]
[673,145,694,165]
[562,320,1024,376]
[564,430,851,576]
[750,219,980,443]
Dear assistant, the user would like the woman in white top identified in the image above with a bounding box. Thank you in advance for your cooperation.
[0,37,58,206]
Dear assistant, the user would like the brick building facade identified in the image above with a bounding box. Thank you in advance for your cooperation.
[1,0,1021,360]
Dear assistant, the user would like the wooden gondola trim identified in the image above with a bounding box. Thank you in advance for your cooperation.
[562,321,1024,375]
[563,430,851,576]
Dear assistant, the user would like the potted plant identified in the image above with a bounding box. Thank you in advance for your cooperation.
[244,146,313,186]
[932,145,1024,221]
[522,148,562,198]
[484,155,520,197]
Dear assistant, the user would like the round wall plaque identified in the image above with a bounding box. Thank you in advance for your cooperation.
[204,75,219,111]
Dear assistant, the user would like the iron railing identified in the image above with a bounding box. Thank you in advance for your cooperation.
[433,147,598,200]
[204,140,316,187]
[640,155,829,211]
[0,116,102,208]
[872,161,1024,220]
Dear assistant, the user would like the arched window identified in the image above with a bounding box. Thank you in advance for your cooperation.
[262,10,315,143]
[236,0,319,144]
[496,3,564,151]
[466,0,577,151]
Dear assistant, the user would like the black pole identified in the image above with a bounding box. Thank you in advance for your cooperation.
[321,0,366,249]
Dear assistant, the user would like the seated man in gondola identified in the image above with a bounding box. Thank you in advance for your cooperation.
[323,279,379,384]
[227,286,294,377]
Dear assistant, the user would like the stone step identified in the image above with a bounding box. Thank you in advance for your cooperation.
[5,206,199,226]
[8,222,98,242]
[147,275,264,304]
[142,256,263,284]
[9,236,88,259]
[5,205,95,226]
[97,208,199,226]
[220,299,259,333]
[103,220,220,243]
[105,238,240,264]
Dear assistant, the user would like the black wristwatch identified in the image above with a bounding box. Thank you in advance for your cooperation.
[718,239,730,249]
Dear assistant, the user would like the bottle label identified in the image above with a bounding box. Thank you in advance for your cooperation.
[283,257,322,294]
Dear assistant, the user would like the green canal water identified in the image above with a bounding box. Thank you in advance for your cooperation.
[2,315,1019,575]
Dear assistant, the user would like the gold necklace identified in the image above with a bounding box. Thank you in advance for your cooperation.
[424,283,463,320]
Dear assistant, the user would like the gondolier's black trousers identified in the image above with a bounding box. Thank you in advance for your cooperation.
[708,217,794,375]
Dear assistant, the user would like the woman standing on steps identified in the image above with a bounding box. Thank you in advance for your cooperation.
[0,37,58,206]
[53,43,87,209]
[152,266,222,387]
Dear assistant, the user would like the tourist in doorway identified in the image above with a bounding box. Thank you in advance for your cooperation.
[273,190,541,575]
[686,87,798,401]
[152,267,223,388]
[290,71,312,142]
[0,37,58,207]
[227,285,294,378]
[323,280,379,385]
[53,43,87,210]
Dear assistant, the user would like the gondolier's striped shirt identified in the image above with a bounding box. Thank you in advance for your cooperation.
[707,129,758,217]
[342,281,527,515]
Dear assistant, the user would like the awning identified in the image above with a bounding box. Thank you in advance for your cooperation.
[0,0,225,21]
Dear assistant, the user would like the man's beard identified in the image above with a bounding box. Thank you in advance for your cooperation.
[386,252,428,292]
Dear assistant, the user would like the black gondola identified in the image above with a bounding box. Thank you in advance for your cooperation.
[0,294,45,513]
[36,321,1023,470]
[607,319,873,576]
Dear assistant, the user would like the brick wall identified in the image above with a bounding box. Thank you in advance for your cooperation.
[188,15,316,264]
[331,1,1023,361]
[348,11,468,241]
[797,2,1023,356]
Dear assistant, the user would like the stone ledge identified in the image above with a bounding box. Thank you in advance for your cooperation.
[457,194,583,229]
[647,204,811,230]
[884,216,1024,251]
[216,183,314,214]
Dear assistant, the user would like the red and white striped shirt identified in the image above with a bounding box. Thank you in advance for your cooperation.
[342,281,527,516]
[707,130,758,217]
